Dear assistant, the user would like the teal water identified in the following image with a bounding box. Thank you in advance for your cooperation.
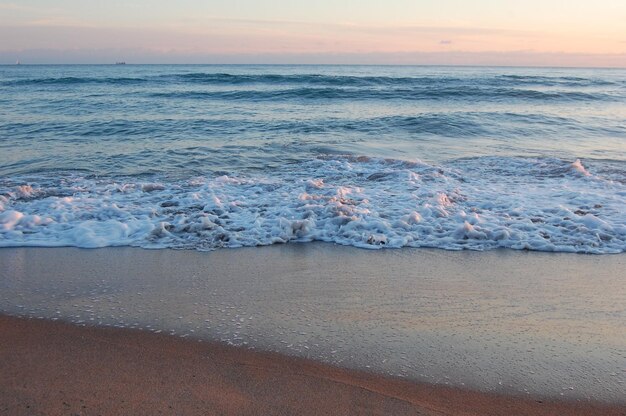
[1,65,625,252]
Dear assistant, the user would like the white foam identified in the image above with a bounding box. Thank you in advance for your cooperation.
[0,157,624,253]
[0,210,24,230]
[571,159,591,176]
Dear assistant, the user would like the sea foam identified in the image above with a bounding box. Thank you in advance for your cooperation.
[1,156,624,253]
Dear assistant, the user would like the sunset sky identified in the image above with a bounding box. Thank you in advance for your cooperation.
[1,0,625,66]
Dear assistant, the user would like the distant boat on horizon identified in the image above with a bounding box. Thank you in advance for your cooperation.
[16,59,20,65]
[115,61,126,65]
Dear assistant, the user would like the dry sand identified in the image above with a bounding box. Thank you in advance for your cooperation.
[2,314,623,416]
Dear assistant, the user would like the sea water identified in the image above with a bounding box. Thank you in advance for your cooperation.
[1,65,625,253]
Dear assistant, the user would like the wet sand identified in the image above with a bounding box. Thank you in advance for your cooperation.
[2,314,623,416]
[1,244,625,413]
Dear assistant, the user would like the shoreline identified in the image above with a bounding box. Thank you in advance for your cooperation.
[2,314,624,416]
[1,244,625,405]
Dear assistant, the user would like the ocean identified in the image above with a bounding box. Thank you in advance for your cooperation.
[2,65,626,403]
[1,65,625,253]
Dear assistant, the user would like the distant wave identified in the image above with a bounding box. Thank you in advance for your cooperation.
[3,72,620,103]
[4,73,622,89]
[4,76,148,86]
[148,87,611,102]
[3,112,624,141]
[494,74,618,87]
[167,73,623,88]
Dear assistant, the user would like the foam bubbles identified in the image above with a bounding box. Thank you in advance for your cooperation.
[0,156,624,253]
[571,159,591,176]
[0,210,24,230]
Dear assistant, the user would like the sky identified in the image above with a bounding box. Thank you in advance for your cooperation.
[1,0,625,66]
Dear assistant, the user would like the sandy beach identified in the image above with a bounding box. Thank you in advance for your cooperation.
[1,244,625,415]
[2,10,626,413]
[2,314,624,416]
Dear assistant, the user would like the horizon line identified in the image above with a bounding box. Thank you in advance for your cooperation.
[3,63,626,70]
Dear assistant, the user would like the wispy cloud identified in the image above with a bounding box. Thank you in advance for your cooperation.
[1,14,623,61]
[175,15,536,37]
[0,2,64,17]
[0,3,35,11]
[23,18,98,28]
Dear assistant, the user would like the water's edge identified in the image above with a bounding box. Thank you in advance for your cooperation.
[2,245,625,402]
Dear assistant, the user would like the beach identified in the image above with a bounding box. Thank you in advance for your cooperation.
[2,314,624,416]
[1,244,625,414]
[1,65,625,414]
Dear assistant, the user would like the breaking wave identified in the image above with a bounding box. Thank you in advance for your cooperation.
[1,156,624,253]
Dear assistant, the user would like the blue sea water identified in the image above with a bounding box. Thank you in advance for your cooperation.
[1,65,625,252]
